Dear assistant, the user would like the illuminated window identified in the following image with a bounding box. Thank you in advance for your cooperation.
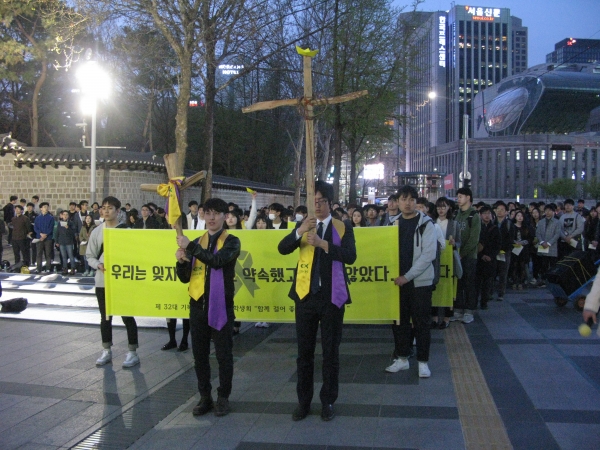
[552,151,557,160]
[562,151,566,161]
[541,150,545,160]
[527,150,531,160]
[516,150,520,161]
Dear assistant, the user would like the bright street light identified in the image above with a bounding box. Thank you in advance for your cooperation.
[76,60,110,204]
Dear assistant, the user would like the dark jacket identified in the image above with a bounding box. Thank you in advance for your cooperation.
[54,218,77,245]
[34,212,55,238]
[477,220,501,278]
[176,229,241,309]
[513,222,535,261]
[497,217,516,253]
[11,215,31,240]
[278,219,356,303]
[134,215,159,229]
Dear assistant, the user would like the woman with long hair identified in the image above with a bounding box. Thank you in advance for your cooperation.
[431,197,460,329]
[79,214,96,277]
[351,208,367,227]
[511,210,535,290]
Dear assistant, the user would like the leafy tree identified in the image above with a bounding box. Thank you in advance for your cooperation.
[582,177,600,202]
[0,0,86,146]
[537,178,578,200]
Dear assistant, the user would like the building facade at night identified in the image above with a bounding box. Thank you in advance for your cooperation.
[404,4,527,175]
[546,38,600,65]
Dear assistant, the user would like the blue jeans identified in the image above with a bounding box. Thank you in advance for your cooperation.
[59,244,75,270]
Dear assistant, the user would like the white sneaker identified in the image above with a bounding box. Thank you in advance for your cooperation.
[450,312,464,322]
[462,313,474,324]
[261,322,270,328]
[385,357,409,373]
[96,349,112,366]
[122,351,140,368]
[418,362,431,378]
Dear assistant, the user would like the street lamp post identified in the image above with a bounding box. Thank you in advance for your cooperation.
[77,60,110,204]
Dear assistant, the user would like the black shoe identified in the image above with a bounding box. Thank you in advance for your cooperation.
[480,303,488,310]
[321,404,335,421]
[214,396,230,417]
[232,328,240,335]
[292,404,310,421]
[192,397,214,416]
[161,341,177,351]
[430,320,439,329]
[177,341,188,352]
[438,321,450,330]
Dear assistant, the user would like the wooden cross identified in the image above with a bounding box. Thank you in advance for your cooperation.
[242,46,367,217]
[140,153,206,236]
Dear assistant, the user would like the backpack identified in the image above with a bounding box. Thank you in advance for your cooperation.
[418,220,441,285]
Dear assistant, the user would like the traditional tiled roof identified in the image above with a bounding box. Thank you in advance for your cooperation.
[5,146,296,195]
[11,147,165,171]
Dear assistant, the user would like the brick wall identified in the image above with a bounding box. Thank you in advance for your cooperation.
[0,154,297,213]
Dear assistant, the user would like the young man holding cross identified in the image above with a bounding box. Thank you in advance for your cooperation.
[278,181,357,422]
[176,198,241,417]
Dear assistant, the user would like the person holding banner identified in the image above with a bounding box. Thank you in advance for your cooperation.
[175,198,241,418]
[87,196,140,368]
[385,185,437,378]
[278,181,356,422]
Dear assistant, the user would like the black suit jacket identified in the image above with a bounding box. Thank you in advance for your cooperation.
[134,215,159,229]
[278,219,357,303]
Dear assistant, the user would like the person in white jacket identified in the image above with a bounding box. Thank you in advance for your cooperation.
[386,186,437,378]
[583,267,600,332]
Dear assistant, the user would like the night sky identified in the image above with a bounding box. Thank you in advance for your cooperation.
[396,0,600,66]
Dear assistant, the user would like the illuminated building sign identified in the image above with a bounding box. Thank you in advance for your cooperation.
[439,16,446,68]
[567,38,577,46]
[465,6,501,21]
[219,64,244,75]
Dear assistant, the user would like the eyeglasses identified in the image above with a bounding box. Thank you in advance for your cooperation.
[315,199,328,206]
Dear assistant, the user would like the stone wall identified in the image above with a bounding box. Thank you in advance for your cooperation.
[0,154,297,213]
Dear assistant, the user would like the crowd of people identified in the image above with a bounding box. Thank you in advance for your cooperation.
[2,188,599,422]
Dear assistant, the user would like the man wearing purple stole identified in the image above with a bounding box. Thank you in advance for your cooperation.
[278,181,357,422]
[176,198,241,417]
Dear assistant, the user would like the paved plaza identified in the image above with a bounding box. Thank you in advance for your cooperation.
[1,267,600,450]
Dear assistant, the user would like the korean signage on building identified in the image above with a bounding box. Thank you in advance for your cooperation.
[465,6,501,21]
[438,15,446,68]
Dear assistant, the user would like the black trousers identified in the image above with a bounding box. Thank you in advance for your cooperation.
[36,239,53,272]
[476,261,496,307]
[392,283,432,362]
[96,287,138,348]
[12,239,30,265]
[189,298,234,399]
[295,290,345,407]
[167,318,190,343]
[496,252,511,297]
[539,256,558,280]
[456,257,478,311]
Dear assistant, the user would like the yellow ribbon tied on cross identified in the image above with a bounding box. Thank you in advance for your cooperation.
[157,176,184,225]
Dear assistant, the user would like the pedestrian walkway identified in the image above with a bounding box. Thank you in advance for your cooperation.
[0,284,599,449]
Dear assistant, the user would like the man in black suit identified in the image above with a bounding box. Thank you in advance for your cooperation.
[278,181,357,422]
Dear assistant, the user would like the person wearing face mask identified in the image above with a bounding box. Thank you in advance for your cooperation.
[294,205,308,223]
[268,203,288,229]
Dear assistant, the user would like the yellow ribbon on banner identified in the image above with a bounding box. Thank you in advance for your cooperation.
[295,219,345,300]
[188,230,228,300]
[157,177,184,225]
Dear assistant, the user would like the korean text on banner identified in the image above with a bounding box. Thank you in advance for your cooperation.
[104,227,400,323]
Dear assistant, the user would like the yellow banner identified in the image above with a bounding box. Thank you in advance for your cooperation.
[431,242,456,308]
[104,227,400,323]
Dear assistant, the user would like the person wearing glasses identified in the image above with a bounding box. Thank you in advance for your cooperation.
[278,181,356,422]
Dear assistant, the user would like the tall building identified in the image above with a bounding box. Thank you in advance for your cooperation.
[511,17,528,73]
[405,5,526,174]
[546,38,600,65]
